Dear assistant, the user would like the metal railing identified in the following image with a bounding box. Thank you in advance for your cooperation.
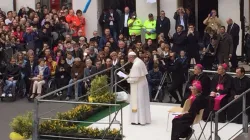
[214,88,250,140]
[189,69,250,140]
[32,66,125,140]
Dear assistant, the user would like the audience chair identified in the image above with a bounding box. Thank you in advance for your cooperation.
[167,99,192,130]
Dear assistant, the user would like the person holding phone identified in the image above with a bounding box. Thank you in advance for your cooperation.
[203,9,221,32]
[128,12,143,41]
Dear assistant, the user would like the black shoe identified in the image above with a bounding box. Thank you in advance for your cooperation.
[175,101,181,104]
[131,123,140,125]
[186,129,194,140]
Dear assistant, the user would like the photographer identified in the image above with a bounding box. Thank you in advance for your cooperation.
[166,52,185,103]
[203,10,221,32]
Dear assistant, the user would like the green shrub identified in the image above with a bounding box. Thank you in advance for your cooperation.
[10,112,33,139]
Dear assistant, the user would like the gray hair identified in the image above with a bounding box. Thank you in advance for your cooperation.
[74,57,81,62]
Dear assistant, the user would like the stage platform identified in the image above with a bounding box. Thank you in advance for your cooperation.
[90,103,245,140]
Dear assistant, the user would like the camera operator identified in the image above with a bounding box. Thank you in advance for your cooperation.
[165,52,185,103]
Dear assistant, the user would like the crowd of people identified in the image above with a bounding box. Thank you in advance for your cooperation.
[0,2,249,140]
[0,2,246,103]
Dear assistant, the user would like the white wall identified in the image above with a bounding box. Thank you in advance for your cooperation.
[0,0,13,12]
[160,0,178,35]
[136,1,157,22]
[16,0,36,11]
[73,0,99,39]
[135,1,157,42]
[218,0,242,56]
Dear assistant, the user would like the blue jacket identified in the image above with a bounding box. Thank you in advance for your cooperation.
[33,66,50,81]
[147,70,162,85]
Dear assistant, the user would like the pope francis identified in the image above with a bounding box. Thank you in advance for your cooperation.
[127,52,151,125]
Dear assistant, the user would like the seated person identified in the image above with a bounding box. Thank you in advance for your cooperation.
[227,67,250,124]
[203,63,232,122]
[55,57,71,96]
[147,64,162,101]
[45,55,57,77]
[30,58,50,99]
[182,64,210,107]
[84,59,97,89]
[171,82,206,140]
[66,58,84,101]
[179,50,189,81]
[2,57,20,97]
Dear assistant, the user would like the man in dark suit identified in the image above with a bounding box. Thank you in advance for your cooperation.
[174,7,188,32]
[217,26,233,65]
[171,25,187,54]
[106,7,120,41]
[186,24,200,65]
[120,7,131,38]
[227,18,240,71]
[156,10,171,43]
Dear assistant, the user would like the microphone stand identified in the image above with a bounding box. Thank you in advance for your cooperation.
[110,77,129,124]
[111,62,130,123]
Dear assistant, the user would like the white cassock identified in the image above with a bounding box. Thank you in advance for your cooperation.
[127,57,151,125]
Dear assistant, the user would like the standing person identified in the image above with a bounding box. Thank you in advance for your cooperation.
[128,12,143,41]
[203,9,221,32]
[217,26,233,65]
[171,25,187,54]
[166,52,185,103]
[120,7,131,38]
[186,24,200,65]
[227,18,240,71]
[174,7,188,31]
[156,10,171,44]
[106,7,120,41]
[126,52,151,125]
[143,13,157,42]
[227,67,250,124]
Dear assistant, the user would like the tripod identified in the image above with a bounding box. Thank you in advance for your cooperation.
[153,72,173,102]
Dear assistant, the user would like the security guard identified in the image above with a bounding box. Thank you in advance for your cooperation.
[128,12,143,41]
[144,13,157,42]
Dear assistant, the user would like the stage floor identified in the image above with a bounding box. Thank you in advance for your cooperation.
[90,103,244,140]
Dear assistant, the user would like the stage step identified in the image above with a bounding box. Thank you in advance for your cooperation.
[233,127,250,140]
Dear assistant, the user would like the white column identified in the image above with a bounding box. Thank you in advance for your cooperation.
[218,0,242,56]
[16,0,36,11]
[160,0,178,35]
[0,0,13,12]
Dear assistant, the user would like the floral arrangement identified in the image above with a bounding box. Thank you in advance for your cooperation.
[10,75,122,140]
[40,120,121,139]
[88,75,115,103]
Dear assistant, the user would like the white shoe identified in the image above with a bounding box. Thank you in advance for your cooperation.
[1,93,6,97]
[8,94,12,97]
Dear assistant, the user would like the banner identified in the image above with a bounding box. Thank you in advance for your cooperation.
[147,0,157,3]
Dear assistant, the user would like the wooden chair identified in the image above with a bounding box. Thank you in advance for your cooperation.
[167,99,192,130]
[191,109,206,140]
